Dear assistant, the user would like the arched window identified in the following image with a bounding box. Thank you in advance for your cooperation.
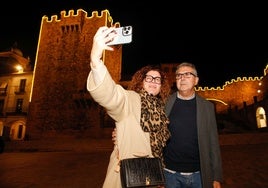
[256,107,267,128]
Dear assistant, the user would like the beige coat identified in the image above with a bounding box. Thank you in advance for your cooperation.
[87,69,153,188]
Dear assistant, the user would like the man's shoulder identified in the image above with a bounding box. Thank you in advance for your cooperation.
[196,94,212,102]
[168,92,177,98]
[196,94,214,107]
[166,92,177,102]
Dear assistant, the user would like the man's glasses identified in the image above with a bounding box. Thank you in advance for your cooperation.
[176,72,197,80]
[144,75,162,84]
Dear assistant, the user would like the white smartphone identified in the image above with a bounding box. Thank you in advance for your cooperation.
[107,26,133,45]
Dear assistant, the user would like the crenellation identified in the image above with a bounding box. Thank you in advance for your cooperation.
[91,11,99,18]
[27,9,122,137]
[264,65,268,75]
[42,16,48,22]
[76,8,88,16]
[69,9,75,16]
[90,9,110,18]
[231,78,237,82]
[192,75,263,92]
[51,15,59,23]
[42,15,60,24]
[60,10,67,17]
[215,86,224,90]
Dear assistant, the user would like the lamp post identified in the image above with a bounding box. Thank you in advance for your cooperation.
[15,65,23,73]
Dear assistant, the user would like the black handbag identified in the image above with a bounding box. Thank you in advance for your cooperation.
[120,157,165,188]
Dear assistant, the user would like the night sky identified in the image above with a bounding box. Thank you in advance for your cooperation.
[1,1,268,87]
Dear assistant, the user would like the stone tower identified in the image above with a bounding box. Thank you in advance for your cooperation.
[27,9,122,138]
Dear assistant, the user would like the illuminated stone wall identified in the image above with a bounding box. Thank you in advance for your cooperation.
[27,9,122,138]
[196,75,265,113]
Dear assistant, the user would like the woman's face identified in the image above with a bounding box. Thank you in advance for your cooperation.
[143,70,162,96]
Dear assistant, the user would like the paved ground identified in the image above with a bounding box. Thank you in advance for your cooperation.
[220,143,268,188]
[0,134,268,188]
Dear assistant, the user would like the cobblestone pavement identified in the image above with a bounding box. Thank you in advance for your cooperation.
[220,143,268,188]
[0,136,268,188]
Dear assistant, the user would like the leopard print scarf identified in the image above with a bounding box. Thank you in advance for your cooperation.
[140,89,171,166]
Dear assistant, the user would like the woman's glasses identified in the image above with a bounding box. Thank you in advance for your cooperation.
[144,75,162,84]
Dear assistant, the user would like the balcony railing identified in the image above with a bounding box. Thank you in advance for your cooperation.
[3,107,28,116]
[14,89,25,95]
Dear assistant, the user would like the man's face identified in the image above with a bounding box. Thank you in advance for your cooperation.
[175,66,199,92]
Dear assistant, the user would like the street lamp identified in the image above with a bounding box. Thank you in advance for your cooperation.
[15,65,23,73]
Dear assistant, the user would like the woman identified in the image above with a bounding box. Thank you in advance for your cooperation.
[87,26,171,188]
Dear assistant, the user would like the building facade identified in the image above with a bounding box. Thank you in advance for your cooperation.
[0,47,32,140]
[26,9,122,138]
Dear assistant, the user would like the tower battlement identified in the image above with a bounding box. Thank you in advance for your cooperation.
[42,9,113,24]
[27,9,122,136]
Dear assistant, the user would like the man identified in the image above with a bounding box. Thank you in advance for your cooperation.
[163,62,223,188]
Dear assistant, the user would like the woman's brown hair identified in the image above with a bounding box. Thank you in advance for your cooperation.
[128,65,170,103]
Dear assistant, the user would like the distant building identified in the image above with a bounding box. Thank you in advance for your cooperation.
[0,46,32,140]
